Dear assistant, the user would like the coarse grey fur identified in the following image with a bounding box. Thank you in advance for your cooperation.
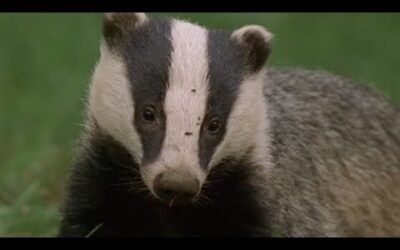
[262,68,400,236]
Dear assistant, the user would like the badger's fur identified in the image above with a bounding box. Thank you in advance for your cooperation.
[59,13,400,237]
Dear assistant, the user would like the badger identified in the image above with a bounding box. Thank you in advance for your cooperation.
[59,13,400,237]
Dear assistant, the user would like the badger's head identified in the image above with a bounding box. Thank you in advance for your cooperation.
[89,13,273,206]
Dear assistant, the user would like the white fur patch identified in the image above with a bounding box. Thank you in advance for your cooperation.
[104,12,148,26]
[88,43,143,162]
[141,20,209,194]
[209,69,273,173]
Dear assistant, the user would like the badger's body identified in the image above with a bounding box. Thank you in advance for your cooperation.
[264,68,400,236]
[59,13,400,237]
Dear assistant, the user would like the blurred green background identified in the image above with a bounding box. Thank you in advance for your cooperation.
[0,13,399,236]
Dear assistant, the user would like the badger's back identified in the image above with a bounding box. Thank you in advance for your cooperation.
[263,68,400,236]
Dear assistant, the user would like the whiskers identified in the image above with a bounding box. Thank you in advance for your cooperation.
[109,162,236,210]
[190,173,221,208]
[110,165,152,198]
[192,192,213,208]
[190,159,240,208]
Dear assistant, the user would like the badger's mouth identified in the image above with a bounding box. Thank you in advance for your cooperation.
[152,169,201,207]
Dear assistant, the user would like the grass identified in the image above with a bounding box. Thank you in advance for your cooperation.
[0,13,399,237]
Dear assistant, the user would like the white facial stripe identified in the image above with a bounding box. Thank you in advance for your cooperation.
[163,20,209,173]
[141,20,209,190]
[88,43,143,162]
[209,70,272,170]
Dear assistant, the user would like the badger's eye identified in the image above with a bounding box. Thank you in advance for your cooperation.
[142,106,156,122]
[207,118,221,133]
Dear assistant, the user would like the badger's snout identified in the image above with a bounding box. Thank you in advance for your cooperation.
[153,170,200,206]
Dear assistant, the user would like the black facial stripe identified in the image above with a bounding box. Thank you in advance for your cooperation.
[199,30,245,169]
[123,18,173,166]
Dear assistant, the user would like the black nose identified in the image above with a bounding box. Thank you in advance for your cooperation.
[153,170,200,206]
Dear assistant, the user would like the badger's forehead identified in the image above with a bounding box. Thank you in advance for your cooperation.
[121,18,245,105]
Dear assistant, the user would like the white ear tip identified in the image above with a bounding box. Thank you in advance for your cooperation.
[133,13,148,23]
[104,12,114,21]
[103,12,148,24]
[232,25,273,43]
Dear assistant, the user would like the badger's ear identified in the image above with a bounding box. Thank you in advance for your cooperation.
[103,13,148,48]
[231,25,273,73]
